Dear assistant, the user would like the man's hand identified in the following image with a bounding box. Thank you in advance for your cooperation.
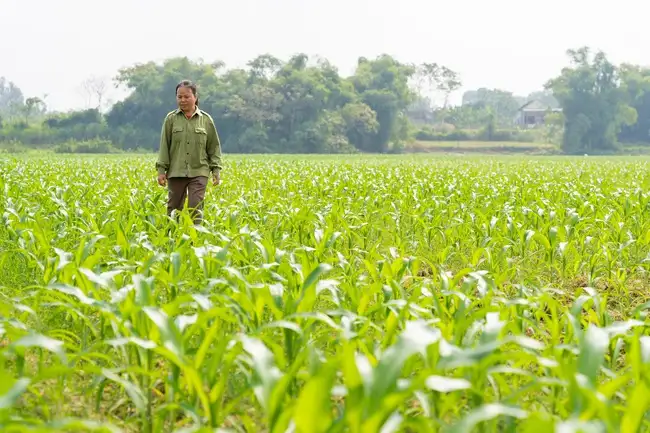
[157,173,167,186]
[212,171,221,186]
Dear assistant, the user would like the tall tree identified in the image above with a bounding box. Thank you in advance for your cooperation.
[102,54,391,153]
[546,47,636,154]
[247,54,283,82]
[80,76,111,112]
[0,77,25,118]
[23,97,46,122]
[351,55,416,152]
[461,88,521,126]
[617,64,650,143]
[410,63,462,125]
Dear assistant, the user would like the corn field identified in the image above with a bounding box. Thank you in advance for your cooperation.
[1,154,650,432]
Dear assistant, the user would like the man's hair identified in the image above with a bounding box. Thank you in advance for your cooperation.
[176,80,199,106]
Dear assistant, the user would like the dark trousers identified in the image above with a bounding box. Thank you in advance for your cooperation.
[167,176,208,224]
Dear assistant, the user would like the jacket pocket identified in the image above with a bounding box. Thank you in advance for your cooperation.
[171,126,184,147]
[192,127,208,169]
[195,127,207,145]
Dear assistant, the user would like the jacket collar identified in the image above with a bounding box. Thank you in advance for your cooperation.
[174,106,202,118]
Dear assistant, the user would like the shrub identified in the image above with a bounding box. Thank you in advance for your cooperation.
[415,127,537,143]
[54,138,122,154]
[0,140,28,154]
[415,128,476,141]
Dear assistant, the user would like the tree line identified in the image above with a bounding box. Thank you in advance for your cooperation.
[1,47,649,154]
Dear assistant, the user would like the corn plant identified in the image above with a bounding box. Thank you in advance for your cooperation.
[0,154,650,432]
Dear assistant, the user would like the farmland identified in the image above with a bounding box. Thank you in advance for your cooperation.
[1,153,650,432]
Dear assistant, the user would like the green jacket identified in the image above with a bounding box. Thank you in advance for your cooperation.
[156,108,223,178]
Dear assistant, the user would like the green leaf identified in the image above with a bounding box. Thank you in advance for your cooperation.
[302,263,332,291]
[555,419,607,433]
[143,306,183,357]
[105,337,157,350]
[577,324,609,387]
[43,418,124,433]
[101,369,146,414]
[480,312,505,344]
[0,377,30,409]
[133,274,153,306]
[293,363,337,433]
[425,375,472,393]
[78,267,118,288]
[341,342,364,430]
[448,404,528,433]
[240,335,283,413]
[379,412,402,433]
[54,247,73,271]
[297,263,333,313]
[621,380,650,433]
[367,321,441,414]
[10,333,67,363]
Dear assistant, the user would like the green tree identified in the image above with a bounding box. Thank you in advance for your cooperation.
[413,63,462,109]
[22,97,46,122]
[340,102,379,150]
[1,53,459,153]
[0,77,25,119]
[617,64,650,144]
[547,47,636,154]
[461,88,521,126]
[223,82,282,152]
[106,57,220,148]
[351,55,416,152]
[440,104,492,129]
[543,110,565,145]
[270,54,331,151]
[247,54,283,82]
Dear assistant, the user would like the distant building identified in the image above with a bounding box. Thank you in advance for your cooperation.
[515,100,562,127]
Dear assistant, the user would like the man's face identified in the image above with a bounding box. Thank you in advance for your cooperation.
[176,86,196,112]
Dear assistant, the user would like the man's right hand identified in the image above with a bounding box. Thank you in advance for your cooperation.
[157,173,167,186]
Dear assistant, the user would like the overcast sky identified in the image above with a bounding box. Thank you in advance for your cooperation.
[3,0,649,111]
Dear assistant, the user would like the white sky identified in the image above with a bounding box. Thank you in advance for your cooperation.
[2,0,649,111]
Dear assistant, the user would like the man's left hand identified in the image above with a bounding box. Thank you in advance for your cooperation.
[212,172,221,186]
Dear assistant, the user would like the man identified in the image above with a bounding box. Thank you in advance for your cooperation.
[156,80,223,225]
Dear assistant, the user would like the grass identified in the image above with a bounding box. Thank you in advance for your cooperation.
[1,153,650,432]
[408,141,556,154]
